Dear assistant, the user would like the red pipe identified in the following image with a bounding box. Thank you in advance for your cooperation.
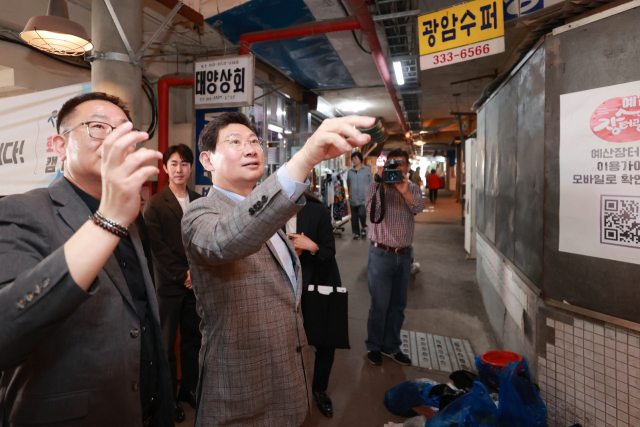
[157,76,194,191]
[345,0,409,135]
[239,17,361,55]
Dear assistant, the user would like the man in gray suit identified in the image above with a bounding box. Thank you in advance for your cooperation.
[182,112,374,426]
[0,92,173,426]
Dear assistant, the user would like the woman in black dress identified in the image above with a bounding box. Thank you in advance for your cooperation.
[286,193,348,419]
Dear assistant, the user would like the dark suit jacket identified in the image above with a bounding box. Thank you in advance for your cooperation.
[0,178,173,427]
[144,185,201,296]
[297,198,342,291]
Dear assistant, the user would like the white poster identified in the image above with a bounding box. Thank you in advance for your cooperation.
[0,83,91,196]
[194,55,255,109]
[559,80,640,265]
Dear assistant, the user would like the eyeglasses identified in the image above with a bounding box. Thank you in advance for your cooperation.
[222,137,265,152]
[62,121,140,140]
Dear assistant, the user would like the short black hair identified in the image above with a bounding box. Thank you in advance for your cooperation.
[57,92,132,134]
[198,112,256,153]
[163,144,194,166]
[387,148,409,164]
[431,169,436,174]
[351,151,363,162]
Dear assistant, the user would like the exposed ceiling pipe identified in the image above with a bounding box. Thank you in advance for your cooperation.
[345,0,409,135]
[238,17,361,55]
[157,75,194,190]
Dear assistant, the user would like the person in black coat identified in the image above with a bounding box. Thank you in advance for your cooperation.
[286,193,346,419]
[144,144,202,422]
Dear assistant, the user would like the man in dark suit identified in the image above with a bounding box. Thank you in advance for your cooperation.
[0,92,173,426]
[144,144,202,422]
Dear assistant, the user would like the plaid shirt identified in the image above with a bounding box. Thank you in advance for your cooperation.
[365,181,426,248]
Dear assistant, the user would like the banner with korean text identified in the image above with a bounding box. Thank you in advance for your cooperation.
[418,0,505,70]
[0,83,91,196]
[559,80,640,265]
[195,55,255,109]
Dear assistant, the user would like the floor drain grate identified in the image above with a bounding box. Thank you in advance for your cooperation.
[400,330,476,373]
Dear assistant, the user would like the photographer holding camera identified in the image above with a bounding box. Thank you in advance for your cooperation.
[364,148,426,366]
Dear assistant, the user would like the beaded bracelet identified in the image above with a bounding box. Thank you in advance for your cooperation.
[90,211,129,237]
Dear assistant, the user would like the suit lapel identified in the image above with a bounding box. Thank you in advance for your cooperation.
[163,186,183,221]
[209,186,301,304]
[129,223,161,322]
[50,179,137,312]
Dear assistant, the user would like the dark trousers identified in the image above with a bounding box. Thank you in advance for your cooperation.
[366,245,412,353]
[312,346,336,393]
[157,290,202,397]
[350,204,367,235]
[429,189,438,203]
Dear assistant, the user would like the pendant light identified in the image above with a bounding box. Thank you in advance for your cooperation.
[20,0,93,56]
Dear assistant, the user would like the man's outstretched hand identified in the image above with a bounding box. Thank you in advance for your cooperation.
[286,116,375,182]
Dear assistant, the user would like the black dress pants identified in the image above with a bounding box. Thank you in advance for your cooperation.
[312,346,336,393]
[350,204,367,236]
[158,290,202,396]
[429,189,438,203]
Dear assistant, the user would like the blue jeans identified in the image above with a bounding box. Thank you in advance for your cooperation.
[365,245,412,353]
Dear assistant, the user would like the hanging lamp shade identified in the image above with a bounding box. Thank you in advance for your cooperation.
[20,0,93,56]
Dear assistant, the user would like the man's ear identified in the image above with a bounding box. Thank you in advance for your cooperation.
[163,164,168,174]
[199,151,214,172]
[53,134,67,161]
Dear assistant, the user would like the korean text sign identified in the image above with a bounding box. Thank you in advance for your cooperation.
[195,55,255,109]
[559,80,640,265]
[418,0,504,70]
[0,83,90,196]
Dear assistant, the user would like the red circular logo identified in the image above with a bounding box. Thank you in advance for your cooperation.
[590,96,640,143]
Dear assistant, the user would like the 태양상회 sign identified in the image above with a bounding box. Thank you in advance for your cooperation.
[418,0,505,70]
[195,55,255,109]
[559,80,640,266]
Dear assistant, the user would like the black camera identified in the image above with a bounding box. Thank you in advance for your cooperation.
[382,159,404,184]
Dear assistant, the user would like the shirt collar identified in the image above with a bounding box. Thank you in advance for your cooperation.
[211,184,245,203]
[65,177,100,214]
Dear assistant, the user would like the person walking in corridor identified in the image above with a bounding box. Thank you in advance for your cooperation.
[347,151,373,240]
[365,148,426,366]
[286,193,349,419]
[427,169,440,204]
[181,112,374,426]
[144,144,202,423]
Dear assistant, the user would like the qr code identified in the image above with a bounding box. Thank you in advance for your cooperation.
[601,195,640,248]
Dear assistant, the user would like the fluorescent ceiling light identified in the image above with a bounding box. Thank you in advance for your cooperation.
[339,101,369,112]
[284,130,292,134]
[393,61,404,86]
[268,124,283,133]
[420,130,428,134]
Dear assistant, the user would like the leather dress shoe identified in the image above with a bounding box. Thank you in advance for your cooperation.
[174,398,185,423]
[313,391,333,418]
[178,388,197,409]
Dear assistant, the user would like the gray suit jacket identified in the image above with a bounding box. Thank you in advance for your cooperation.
[182,172,311,427]
[0,178,173,427]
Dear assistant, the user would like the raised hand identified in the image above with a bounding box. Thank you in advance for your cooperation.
[286,116,375,182]
[98,122,162,226]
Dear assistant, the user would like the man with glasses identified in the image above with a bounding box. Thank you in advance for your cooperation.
[0,92,173,426]
[182,112,374,426]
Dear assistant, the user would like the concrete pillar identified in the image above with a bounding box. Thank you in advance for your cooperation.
[91,0,142,128]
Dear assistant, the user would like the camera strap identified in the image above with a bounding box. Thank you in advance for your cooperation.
[370,182,385,224]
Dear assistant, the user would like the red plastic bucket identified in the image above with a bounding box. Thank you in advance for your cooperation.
[480,351,522,369]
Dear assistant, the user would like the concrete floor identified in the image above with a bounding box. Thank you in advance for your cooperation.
[182,190,497,426]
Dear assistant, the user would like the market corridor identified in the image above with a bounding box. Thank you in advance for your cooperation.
[301,191,497,425]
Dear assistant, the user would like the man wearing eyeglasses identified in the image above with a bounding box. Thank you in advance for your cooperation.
[181,112,374,426]
[0,92,173,427]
